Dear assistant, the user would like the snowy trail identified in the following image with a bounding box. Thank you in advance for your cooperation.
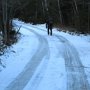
[28,25,90,90]
[5,26,50,90]
[5,21,90,90]
[56,35,90,90]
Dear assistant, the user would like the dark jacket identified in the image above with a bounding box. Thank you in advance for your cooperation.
[46,18,53,30]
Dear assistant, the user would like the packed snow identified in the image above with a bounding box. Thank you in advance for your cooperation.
[0,19,90,90]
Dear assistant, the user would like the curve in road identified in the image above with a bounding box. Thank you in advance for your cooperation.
[5,26,50,90]
[26,25,90,90]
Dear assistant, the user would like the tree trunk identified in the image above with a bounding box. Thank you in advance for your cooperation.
[57,0,63,25]
[88,3,90,33]
[42,0,45,18]
[2,0,8,44]
[44,0,49,17]
[72,0,80,30]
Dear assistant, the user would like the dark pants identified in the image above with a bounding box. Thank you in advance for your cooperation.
[48,27,52,35]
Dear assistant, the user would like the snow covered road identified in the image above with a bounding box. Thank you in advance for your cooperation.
[26,23,90,90]
[0,20,90,90]
[5,26,50,90]
[25,24,90,90]
[56,35,90,90]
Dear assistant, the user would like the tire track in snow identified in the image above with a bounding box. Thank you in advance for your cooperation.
[27,25,90,90]
[5,26,50,90]
[55,35,90,90]
[12,24,90,90]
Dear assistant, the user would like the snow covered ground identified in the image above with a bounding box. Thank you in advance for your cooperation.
[0,20,90,90]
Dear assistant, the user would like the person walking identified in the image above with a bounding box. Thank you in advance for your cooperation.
[46,17,53,36]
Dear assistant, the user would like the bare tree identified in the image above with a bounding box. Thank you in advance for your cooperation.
[57,0,63,24]
[44,0,49,17]
[88,2,90,32]
[2,0,8,44]
[42,0,45,18]
[0,0,29,44]
[72,0,80,29]
[73,0,78,14]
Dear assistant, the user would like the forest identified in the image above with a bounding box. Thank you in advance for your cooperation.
[0,0,90,45]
